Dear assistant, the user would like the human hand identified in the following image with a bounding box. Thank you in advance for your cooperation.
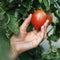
[10,14,49,59]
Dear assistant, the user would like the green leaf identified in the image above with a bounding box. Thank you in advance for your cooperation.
[18,52,33,60]
[39,0,43,3]
[50,0,54,4]
[43,0,50,10]
[0,8,10,27]
[48,34,59,41]
[58,0,60,3]
[54,2,60,10]
[9,0,14,3]
[27,23,33,32]
[19,6,27,15]
[0,2,3,7]
[0,7,5,21]
[56,10,60,17]
[8,15,19,35]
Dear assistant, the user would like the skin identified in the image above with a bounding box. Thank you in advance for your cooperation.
[10,14,49,60]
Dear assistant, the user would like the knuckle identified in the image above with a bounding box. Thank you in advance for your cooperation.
[40,33,44,39]
[20,27,24,32]
[20,26,26,32]
[44,34,47,39]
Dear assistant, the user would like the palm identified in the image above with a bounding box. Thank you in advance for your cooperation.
[25,31,37,42]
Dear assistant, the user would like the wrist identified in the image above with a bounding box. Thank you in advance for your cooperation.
[10,46,18,60]
[10,44,23,60]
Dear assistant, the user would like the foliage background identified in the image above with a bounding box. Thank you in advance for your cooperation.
[0,0,60,60]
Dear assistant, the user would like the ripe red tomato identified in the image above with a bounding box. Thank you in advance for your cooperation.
[46,12,52,25]
[31,10,47,30]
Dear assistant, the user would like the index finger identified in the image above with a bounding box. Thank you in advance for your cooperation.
[20,14,32,32]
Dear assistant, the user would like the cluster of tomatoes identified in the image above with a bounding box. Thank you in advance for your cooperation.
[31,10,52,30]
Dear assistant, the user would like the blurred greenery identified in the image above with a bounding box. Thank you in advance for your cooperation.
[0,27,10,60]
[0,0,60,60]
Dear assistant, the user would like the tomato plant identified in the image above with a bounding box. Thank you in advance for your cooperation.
[31,10,47,30]
[0,0,60,60]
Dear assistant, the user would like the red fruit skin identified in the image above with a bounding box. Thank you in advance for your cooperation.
[31,10,47,30]
[46,12,52,25]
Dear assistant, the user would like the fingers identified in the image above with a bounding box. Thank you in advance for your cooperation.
[44,19,49,28]
[20,14,32,32]
[32,30,38,35]
[28,26,45,48]
[37,20,49,39]
[43,20,49,38]
[33,20,49,47]
[36,26,45,45]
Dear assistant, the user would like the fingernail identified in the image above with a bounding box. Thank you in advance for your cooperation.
[41,26,44,30]
[46,19,49,23]
[28,14,32,20]
[44,20,49,27]
[29,14,32,17]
